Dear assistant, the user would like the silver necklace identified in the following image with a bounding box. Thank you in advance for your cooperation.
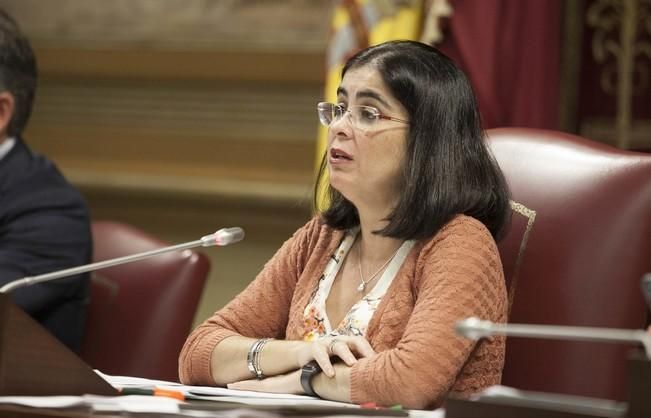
[356,242,402,292]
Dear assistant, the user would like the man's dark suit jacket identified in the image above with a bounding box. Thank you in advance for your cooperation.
[0,137,91,352]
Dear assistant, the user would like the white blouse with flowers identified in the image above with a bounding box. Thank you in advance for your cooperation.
[302,229,414,341]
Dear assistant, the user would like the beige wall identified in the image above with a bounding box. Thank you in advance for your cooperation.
[1,0,331,325]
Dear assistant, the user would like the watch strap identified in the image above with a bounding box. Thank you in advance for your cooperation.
[300,360,321,397]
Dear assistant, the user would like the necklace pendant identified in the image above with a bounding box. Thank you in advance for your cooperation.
[357,282,366,292]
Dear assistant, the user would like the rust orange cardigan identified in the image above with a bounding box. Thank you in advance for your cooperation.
[179,215,507,409]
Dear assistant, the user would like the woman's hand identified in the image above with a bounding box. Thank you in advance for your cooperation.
[295,336,376,377]
[227,369,303,394]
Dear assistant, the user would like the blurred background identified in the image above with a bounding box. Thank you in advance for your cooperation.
[0,0,649,325]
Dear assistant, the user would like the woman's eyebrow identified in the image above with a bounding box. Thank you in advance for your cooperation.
[357,90,391,108]
[336,87,392,109]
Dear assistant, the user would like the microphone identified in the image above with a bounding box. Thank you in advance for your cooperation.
[455,317,651,358]
[0,227,245,293]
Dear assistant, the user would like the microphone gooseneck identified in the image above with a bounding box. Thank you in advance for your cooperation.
[456,317,651,358]
[0,227,245,294]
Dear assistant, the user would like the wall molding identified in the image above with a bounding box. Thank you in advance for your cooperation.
[35,47,324,83]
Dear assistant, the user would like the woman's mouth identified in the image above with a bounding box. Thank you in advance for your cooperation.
[330,148,353,161]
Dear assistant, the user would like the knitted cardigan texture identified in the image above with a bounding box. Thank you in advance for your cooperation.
[179,215,507,409]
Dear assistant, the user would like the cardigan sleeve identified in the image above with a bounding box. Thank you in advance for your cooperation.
[178,217,322,385]
[350,217,507,409]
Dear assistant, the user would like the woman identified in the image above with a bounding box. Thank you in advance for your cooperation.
[179,40,510,410]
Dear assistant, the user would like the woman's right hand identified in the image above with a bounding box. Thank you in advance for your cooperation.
[295,336,376,377]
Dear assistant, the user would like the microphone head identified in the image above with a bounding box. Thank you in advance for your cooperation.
[202,227,245,246]
[455,317,494,340]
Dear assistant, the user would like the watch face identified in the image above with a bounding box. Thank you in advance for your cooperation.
[302,360,321,375]
[305,363,318,373]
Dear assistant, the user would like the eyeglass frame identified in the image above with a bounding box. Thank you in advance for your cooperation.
[317,102,409,129]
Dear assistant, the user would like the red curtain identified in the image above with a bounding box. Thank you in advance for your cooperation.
[438,0,562,129]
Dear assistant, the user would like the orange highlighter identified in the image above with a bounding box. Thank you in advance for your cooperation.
[119,387,185,401]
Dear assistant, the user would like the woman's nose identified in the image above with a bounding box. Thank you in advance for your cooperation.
[329,110,354,136]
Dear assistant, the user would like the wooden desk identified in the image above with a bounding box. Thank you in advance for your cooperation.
[446,396,624,418]
[0,400,411,418]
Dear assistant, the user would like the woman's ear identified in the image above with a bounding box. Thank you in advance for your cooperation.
[0,91,15,138]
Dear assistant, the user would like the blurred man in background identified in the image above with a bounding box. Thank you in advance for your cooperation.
[0,8,91,352]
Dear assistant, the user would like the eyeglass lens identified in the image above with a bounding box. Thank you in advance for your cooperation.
[318,103,379,128]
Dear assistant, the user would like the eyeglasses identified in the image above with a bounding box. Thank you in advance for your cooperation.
[317,102,409,130]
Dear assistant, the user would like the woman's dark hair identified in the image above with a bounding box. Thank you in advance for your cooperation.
[315,40,510,241]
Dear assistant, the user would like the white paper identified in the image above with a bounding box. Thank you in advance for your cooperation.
[408,408,445,418]
[187,385,319,400]
[0,395,181,414]
[94,370,182,388]
[0,396,83,408]
[190,394,359,408]
[96,371,440,414]
[98,370,357,408]
[85,394,180,413]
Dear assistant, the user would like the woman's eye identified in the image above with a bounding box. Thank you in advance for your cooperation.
[359,108,377,120]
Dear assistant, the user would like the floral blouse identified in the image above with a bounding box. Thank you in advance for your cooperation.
[302,229,414,341]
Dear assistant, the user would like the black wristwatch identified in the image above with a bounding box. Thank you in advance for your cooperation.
[300,360,322,397]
